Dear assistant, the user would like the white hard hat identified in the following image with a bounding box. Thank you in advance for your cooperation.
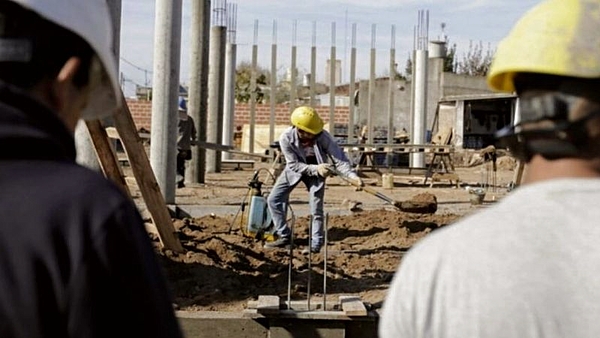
[9,0,121,120]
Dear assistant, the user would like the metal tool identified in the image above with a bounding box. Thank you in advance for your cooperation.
[326,156,436,214]
[335,170,437,214]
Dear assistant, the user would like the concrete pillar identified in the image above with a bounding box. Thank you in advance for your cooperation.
[269,21,277,145]
[367,50,375,144]
[187,0,210,184]
[206,25,226,172]
[150,0,182,203]
[328,22,336,134]
[410,49,428,168]
[347,24,357,144]
[454,100,465,148]
[222,41,236,160]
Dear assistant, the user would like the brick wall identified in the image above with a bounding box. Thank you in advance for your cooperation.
[126,99,350,132]
[126,99,152,131]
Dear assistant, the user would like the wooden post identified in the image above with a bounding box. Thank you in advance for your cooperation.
[513,160,525,187]
[106,96,184,253]
[86,120,131,197]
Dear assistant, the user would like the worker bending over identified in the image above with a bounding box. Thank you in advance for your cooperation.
[266,106,362,253]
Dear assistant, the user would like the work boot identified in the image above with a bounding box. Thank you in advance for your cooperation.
[263,236,291,249]
[301,245,322,255]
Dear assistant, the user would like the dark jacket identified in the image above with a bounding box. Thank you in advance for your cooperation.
[0,83,182,338]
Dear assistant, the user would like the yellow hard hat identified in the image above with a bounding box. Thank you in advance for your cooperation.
[290,106,324,135]
[487,0,600,93]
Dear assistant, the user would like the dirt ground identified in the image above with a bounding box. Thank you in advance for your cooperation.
[129,151,519,312]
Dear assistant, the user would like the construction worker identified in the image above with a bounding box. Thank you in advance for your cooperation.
[0,1,182,337]
[380,0,600,337]
[176,97,197,188]
[266,106,363,253]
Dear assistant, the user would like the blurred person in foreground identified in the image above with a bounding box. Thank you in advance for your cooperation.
[265,106,362,254]
[380,0,600,337]
[0,1,182,337]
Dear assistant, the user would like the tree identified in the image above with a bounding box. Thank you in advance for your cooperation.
[235,61,268,103]
[455,41,494,76]
[444,42,456,72]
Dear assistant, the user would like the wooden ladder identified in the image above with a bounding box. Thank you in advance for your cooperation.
[85,95,184,253]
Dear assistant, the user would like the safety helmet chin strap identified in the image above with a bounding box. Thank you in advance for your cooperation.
[496,92,600,162]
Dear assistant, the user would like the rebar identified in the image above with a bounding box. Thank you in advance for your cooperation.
[307,215,312,311]
[287,212,294,310]
[323,213,329,311]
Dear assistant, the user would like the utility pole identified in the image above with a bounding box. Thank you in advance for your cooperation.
[150,0,182,203]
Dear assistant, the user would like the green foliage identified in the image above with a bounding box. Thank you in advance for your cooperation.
[444,43,456,72]
[235,61,268,103]
[455,41,494,76]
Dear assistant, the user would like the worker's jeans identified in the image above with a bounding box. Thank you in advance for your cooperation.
[267,172,325,248]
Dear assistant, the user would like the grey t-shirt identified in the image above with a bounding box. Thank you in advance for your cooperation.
[379,178,600,338]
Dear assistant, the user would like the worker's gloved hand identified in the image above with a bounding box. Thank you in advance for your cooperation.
[316,163,334,178]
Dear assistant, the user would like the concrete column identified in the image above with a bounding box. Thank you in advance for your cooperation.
[347,24,357,144]
[187,0,210,184]
[222,41,236,160]
[387,26,396,146]
[269,21,277,145]
[328,22,336,134]
[454,100,465,148]
[150,0,182,203]
[367,49,375,144]
[410,49,428,168]
[206,25,226,172]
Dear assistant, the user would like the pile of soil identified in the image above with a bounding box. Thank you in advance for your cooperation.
[152,209,459,312]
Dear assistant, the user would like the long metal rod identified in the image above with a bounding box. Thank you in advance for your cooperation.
[323,212,328,311]
[307,214,312,311]
[287,210,294,310]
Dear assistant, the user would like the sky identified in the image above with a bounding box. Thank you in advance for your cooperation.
[118,0,540,97]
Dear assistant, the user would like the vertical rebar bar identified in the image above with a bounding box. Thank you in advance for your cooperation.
[287,212,294,310]
[323,212,328,311]
[307,215,312,311]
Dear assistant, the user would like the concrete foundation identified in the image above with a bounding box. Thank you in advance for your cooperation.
[177,310,378,338]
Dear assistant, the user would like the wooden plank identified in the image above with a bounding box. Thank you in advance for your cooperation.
[86,120,131,197]
[339,296,367,317]
[257,295,280,314]
[113,94,184,253]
